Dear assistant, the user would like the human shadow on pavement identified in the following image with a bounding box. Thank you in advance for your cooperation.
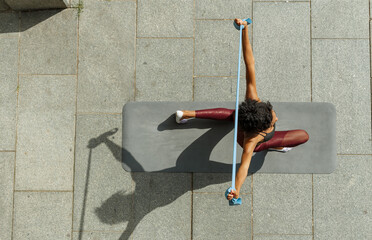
[153,114,268,173]
[83,117,267,239]
[1,9,65,34]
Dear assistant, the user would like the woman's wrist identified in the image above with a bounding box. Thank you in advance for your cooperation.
[234,189,240,198]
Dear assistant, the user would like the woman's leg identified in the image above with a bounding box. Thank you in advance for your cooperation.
[254,130,309,152]
[180,108,245,148]
[181,108,235,121]
[180,108,235,121]
[195,108,235,121]
[195,108,246,148]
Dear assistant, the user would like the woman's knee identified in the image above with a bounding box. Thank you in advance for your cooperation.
[299,130,309,143]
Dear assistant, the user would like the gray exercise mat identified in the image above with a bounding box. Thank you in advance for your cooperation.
[122,102,337,174]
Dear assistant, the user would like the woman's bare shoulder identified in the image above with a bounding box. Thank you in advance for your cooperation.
[243,132,263,151]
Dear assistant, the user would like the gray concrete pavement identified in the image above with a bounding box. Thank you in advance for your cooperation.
[0,0,371,239]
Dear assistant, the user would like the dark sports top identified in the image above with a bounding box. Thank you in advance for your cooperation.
[258,123,276,142]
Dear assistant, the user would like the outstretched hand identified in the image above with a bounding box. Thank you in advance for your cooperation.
[227,189,239,201]
[234,18,248,28]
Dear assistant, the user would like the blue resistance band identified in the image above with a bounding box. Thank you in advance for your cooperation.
[225,18,252,206]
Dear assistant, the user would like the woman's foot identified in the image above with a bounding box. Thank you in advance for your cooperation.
[175,110,195,124]
[269,147,293,153]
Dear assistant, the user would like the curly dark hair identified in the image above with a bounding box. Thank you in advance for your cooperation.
[238,98,273,133]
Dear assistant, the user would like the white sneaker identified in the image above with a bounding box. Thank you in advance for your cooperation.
[176,110,188,124]
[269,147,293,153]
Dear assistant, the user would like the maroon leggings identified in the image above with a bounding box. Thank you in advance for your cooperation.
[195,108,309,152]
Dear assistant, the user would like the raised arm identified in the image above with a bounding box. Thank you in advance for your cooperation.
[242,22,260,102]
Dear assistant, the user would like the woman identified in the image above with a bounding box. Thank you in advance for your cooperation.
[175,19,309,201]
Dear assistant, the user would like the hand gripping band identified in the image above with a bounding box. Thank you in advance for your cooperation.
[225,187,242,206]
[229,18,252,206]
[233,18,252,31]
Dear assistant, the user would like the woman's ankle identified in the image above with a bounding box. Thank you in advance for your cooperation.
[183,110,196,119]
[272,147,284,150]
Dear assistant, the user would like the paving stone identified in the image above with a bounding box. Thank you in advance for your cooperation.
[254,235,312,240]
[193,173,251,194]
[137,0,193,38]
[70,0,80,9]
[194,77,247,102]
[13,192,72,240]
[6,0,68,10]
[0,12,19,37]
[135,38,193,101]
[195,0,251,19]
[0,0,9,11]
[0,152,14,240]
[193,193,251,240]
[77,0,135,113]
[19,9,77,74]
[313,155,372,240]
[73,231,123,240]
[195,75,250,102]
[253,174,312,234]
[253,2,311,102]
[16,75,76,190]
[73,114,133,235]
[312,0,369,38]
[195,19,250,77]
[194,77,233,101]
[131,173,192,239]
[312,39,371,154]
[0,38,18,150]
[255,0,308,1]
[232,74,251,102]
